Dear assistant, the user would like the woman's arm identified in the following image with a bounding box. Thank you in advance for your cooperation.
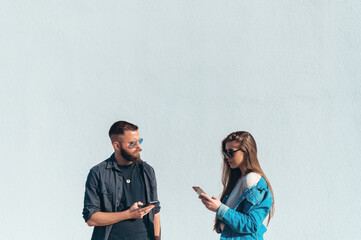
[200,190,272,234]
[216,200,271,234]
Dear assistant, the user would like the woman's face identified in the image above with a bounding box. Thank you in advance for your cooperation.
[224,141,245,169]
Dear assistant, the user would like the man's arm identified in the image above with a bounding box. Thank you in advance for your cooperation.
[87,211,131,226]
[154,213,161,240]
[87,203,155,227]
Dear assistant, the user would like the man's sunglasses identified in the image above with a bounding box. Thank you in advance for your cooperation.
[222,147,245,158]
[128,138,143,149]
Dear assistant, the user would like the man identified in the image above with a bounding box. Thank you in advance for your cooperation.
[83,121,161,240]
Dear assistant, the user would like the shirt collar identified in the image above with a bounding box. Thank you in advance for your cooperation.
[106,153,144,172]
[106,153,121,172]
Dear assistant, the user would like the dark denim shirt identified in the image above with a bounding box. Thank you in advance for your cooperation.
[82,154,160,240]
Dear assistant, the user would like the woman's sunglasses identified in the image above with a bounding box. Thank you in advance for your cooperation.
[222,147,245,158]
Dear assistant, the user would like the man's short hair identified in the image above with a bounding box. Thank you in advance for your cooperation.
[108,121,138,138]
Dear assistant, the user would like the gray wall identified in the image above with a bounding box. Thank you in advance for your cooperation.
[1,1,360,239]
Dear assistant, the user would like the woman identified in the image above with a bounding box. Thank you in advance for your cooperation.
[199,131,274,240]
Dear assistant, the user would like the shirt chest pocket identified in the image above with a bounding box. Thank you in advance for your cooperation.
[98,184,115,195]
[97,184,115,210]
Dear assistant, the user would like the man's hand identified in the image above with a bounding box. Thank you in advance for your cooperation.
[128,201,155,219]
[199,193,221,212]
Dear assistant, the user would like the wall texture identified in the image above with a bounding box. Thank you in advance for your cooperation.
[1,1,360,239]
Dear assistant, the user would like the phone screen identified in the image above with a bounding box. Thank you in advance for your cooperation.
[143,200,159,207]
[192,186,206,196]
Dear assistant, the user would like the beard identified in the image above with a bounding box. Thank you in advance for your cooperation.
[120,147,142,164]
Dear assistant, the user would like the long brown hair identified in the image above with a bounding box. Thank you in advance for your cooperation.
[213,131,275,230]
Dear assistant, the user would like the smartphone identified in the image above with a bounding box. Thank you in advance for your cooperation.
[142,200,159,208]
[192,186,206,196]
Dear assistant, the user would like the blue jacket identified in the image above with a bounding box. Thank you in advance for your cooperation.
[216,177,273,240]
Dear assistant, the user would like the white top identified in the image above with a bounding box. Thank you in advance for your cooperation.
[225,172,262,209]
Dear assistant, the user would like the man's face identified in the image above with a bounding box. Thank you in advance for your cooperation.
[117,130,142,163]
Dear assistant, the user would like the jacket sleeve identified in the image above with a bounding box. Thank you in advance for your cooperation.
[149,166,161,214]
[82,169,101,222]
[216,188,272,234]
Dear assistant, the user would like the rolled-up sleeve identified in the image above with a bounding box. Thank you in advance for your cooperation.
[82,169,101,222]
[216,203,230,220]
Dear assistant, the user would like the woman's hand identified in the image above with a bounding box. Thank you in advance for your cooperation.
[199,193,222,212]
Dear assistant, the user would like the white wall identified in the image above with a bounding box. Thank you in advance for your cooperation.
[1,1,360,239]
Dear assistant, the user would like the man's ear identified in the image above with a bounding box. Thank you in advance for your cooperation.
[113,141,121,151]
